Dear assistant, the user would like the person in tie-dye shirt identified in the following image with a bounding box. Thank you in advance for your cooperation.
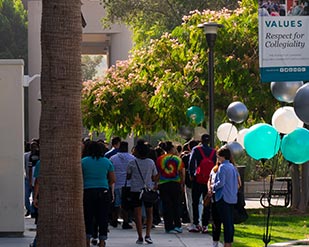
[156,141,185,233]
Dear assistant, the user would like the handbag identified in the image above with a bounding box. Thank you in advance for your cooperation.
[121,178,132,209]
[140,187,159,204]
[135,160,159,204]
[233,190,248,224]
[203,194,212,207]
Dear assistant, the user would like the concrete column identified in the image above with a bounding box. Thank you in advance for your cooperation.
[110,26,133,65]
[28,0,42,140]
[0,59,25,235]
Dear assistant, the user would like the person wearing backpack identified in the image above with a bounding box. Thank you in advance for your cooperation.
[188,134,216,233]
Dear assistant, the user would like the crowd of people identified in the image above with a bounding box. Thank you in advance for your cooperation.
[259,0,287,16]
[259,0,309,16]
[24,133,241,247]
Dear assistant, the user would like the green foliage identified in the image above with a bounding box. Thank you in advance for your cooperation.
[82,0,279,139]
[81,55,104,81]
[0,0,28,71]
[236,151,291,181]
[101,0,238,48]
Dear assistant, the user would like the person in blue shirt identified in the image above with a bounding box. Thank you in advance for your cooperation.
[82,141,116,247]
[211,147,238,247]
[104,136,121,159]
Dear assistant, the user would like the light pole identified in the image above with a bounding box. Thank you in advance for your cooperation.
[198,22,223,147]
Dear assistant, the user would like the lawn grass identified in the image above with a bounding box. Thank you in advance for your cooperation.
[233,208,309,247]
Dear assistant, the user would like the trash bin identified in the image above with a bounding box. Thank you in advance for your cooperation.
[237,165,246,194]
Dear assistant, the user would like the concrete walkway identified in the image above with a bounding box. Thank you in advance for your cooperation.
[0,198,290,247]
[0,217,222,247]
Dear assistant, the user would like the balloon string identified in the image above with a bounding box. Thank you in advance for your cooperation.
[272,133,281,165]
[227,123,234,142]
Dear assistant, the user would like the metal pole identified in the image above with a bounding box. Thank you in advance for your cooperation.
[198,22,223,147]
[206,33,217,147]
[208,45,215,147]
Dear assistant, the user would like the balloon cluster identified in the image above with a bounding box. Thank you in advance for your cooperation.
[239,81,309,164]
[271,81,309,125]
[216,101,249,158]
[185,82,309,164]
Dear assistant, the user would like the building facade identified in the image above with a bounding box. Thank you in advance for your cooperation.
[26,0,132,140]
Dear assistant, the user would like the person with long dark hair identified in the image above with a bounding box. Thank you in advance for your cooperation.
[210,147,238,247]
[82,141,115,247]
[127,140,158,244]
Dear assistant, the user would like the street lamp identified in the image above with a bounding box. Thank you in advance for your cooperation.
[198,22,223,147]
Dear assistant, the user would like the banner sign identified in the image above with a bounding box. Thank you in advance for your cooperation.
[258,1,309,83]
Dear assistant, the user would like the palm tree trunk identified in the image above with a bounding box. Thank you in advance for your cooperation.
[38,1,85,246]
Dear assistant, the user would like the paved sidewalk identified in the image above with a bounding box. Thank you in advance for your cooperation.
[0,217,222,247]
[0,198,265,247]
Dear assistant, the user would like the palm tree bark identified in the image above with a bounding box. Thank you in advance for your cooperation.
[38,0,85,246]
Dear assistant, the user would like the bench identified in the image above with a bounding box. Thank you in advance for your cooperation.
[258,177,292,208]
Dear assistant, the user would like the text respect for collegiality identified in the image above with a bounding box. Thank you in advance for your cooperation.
[264,32,306,49]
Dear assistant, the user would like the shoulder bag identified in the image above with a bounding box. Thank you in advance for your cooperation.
[135,160,159,204]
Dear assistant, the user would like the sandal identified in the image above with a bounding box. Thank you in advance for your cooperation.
[99,240,106,247]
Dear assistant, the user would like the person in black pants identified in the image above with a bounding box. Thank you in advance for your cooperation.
[188,134,216,233]
[156,141,185,234]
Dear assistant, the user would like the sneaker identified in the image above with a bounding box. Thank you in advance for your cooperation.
[90,238,99,246]
[145,236,153,244]
[202,226,209,234]
[91,238,99,245]
[136,238,143,244]
[188,224,201,232]
[213,241,219,247]
[174,227,183,233]
[165,229,178,234]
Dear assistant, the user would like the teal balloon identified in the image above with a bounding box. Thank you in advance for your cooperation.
[244,123,281,160]
[186,106,204,124]
[281,128,309,164]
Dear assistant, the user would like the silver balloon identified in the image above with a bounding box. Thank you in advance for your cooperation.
[294,83,309,124]
[270,81,303,103]
[226,101,248,123]
[226,141,244,158]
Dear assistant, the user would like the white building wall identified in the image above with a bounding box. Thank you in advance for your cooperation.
[28,0,42,140]
[0,60,25,234]
[27,0,132,141]
[110,25,133,66]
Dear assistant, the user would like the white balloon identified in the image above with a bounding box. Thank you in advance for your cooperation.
[272,106,303,134]
[237,128,249,148]
[217,123,238,142]
[194,126,208,140]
